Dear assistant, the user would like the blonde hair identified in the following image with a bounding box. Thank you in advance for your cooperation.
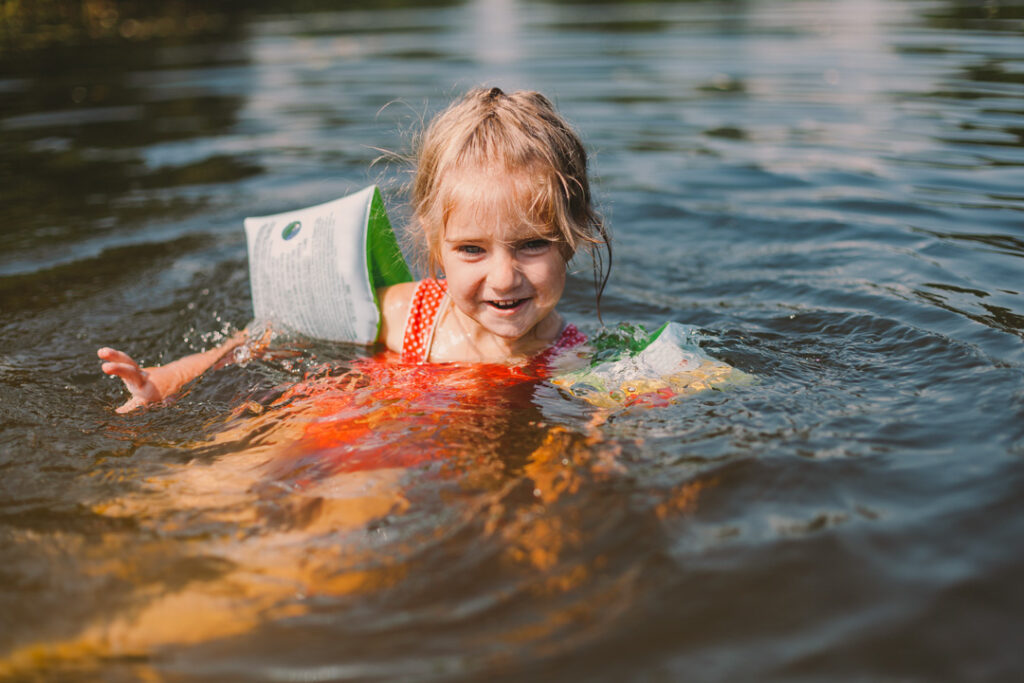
[410,87,611,313]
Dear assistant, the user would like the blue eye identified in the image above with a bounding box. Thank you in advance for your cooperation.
[522,239,551,252]
[458,245,484,255]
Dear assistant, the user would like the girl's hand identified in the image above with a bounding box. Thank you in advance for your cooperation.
[98,348,178,413]
[98,332,248,414]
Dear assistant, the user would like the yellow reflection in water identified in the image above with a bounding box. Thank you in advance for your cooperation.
[0,401,412,677]
[1,364,718,679]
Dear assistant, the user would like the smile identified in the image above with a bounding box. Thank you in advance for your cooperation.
[487,298,527,310]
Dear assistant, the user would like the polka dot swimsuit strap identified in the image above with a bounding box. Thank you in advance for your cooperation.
[401,279,448,364]
[554,323,587,350]
[531,323,587,368]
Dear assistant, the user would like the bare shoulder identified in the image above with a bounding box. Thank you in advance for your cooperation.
[377,280,419,352]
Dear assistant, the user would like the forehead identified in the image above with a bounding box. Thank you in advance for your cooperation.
[444,207,552,243]
[443,168,555,241]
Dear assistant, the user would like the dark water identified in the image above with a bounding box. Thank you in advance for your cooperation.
[2,0,1023,680]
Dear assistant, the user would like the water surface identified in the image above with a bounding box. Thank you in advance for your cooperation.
[1,1,1023,680]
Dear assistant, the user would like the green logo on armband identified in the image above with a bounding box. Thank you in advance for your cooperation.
[282,221,302,241]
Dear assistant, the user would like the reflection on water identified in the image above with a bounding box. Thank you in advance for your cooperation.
[1,0,1023,680]
[0,354,644,678]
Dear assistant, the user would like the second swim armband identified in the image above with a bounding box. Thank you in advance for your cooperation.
[244,186,413,344]
[551,322,754,409]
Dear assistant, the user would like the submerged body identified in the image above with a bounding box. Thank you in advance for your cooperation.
[6,342,623,675]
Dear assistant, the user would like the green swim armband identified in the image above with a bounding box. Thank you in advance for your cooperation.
[551,322,753,409]
[244,186,413,344]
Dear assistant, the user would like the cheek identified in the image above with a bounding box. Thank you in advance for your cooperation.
[441,260,483,296]
[552,269,567,299]
[535,258,567,299]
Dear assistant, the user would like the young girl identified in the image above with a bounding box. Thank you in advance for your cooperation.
[98,86,610,412]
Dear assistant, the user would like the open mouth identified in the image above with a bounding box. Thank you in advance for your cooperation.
[487,298,527,311]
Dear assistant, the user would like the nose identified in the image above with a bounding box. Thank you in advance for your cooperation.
[487,250,522,293]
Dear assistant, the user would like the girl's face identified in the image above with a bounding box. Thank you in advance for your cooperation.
[439,193,567,351]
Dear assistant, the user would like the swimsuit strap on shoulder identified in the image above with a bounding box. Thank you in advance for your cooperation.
[530,323,587,370]
[401,278,448,364]
[553,323,586,350]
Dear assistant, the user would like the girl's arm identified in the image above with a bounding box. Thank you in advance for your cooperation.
[101,279,417,414]
[98,331,247,413]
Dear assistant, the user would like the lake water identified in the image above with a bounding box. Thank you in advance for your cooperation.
[2,0,1023,680]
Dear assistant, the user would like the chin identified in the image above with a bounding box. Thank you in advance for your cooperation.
[483,321,530,341]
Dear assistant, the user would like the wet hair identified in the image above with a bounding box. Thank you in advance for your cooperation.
[410,86,611,317]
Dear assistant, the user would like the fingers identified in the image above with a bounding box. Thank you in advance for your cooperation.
[98,347,163,413]
[97,347,138,366]
[115,397,145,414]
[100,361,148,388]
[98,348,148,389]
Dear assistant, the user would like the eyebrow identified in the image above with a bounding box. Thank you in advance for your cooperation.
[444,235,555,246]
[444,236,486,244]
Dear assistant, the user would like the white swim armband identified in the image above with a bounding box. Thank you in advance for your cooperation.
[244,185,413,344]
